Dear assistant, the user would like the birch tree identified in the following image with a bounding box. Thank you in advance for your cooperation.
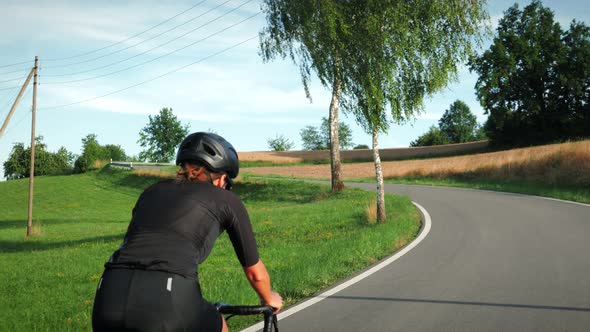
[260,0,489,199]
[259,0,352,191]
[344,0,489,222]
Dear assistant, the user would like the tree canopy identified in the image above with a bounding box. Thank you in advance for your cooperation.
[300,117,353,150]
[438,100,479,143]
[260,0,489,193]
[410,126,450,147]
[410,100,485,147]
[3,136,74,180]
[74,134,127,173]
[138,108,189,163]
[470,0,590,146]
[267,134,295,151]
[341,1,489,133]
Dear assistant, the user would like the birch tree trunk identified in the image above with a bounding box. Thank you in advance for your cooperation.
[372,128,386,223]
[329,74,345,192]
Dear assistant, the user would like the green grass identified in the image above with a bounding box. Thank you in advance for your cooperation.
[0,166,420,331]
[345,176,590,204]
[242,170,590,204]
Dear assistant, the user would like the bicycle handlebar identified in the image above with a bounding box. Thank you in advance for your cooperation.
[214,303,278,332]
[216,303,275,315]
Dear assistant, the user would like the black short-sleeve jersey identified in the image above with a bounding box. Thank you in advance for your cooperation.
[106,180,259,278]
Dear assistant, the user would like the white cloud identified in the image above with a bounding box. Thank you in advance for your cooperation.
[40,85,153,115]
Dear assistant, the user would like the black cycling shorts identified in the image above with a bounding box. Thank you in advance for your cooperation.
[92,268,222,332]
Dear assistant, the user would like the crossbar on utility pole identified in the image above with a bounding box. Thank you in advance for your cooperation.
[27,56,39,237]
[0,67,35,140]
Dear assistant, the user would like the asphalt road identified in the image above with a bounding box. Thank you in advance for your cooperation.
[245,183,590,331]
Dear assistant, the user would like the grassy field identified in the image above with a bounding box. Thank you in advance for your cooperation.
[350,177,590,204]
[0,166,420,331]
[244,140,590,204]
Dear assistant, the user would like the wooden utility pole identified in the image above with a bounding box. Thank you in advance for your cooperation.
[0,67,35,139]
[26,56,38,237]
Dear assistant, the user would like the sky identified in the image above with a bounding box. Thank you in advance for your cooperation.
[0,0,588,180]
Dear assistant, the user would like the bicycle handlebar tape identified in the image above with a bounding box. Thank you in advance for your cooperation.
[218,305,274,316]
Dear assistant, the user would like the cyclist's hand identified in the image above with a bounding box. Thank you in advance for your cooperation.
[262,290,283,314]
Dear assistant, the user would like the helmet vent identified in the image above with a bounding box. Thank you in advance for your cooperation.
[203,143,216,156]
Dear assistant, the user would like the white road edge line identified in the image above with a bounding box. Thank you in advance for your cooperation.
[392,183,590,208]
[240,201,432,332]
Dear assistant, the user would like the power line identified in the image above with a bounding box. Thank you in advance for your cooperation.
[42,0,234,70]
[1,72,30,112]
[0,0,207,69]
[0,71,32,92]
[0,85,26,92]
[43,0,248,76]
[0,76,26,84]
[37,1,209,65]
[40,35,257,111]
[0,87,22,117]
[0,59,31,70]
[43,11,260,85]
[0,65,33,77]
[2,87,32,139]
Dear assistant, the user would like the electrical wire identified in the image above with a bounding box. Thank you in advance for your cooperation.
[0,59,31,69]
[0,72,31,112]
[47,1,211,63]
[39,35,257,111]
[43,11,260,85]
[43,0,247,76]
[0,0,207,69]
[0,85,26,92]
[2,87,32,138]
[0,71,33,92]
[0,65,34,77]
[0,76,26,84]
[0,87,21,118]
[42,0,234,70]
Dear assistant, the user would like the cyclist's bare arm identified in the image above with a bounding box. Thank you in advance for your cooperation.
[243,260,283,313]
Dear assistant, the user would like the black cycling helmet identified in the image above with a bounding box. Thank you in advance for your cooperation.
[176,132,239,178]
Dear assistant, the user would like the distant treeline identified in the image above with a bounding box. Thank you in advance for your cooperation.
[3,134,135,180]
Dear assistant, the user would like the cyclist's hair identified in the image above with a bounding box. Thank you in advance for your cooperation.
[175,160,222,184]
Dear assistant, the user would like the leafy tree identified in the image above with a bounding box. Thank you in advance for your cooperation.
[353,144,369,150]
[125,155,142,162]
[474,124,488,141]
[74,134,128,172]
[300,125,324,150]
[410,101,485,146]
[3,136,73,179]
[470,0,590,146]
[260,0,353,191]
[559,21,590,137]
[261,0,489,202]
[104,144,127,161]
[300,117,354,150]
[50,147,75,174]
[267,134,295,151]
[337,1,488,222]
[3,142,27,180]
[320,117,353,150]
[75,134,106,172]
[138,108,189,163]
[438,100,479,143]
[410,126,451,147]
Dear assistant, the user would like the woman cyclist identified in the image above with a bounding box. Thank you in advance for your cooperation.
[92,132,282,331]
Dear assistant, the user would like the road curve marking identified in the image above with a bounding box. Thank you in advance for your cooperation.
[241,201,432,332]
[391,183,590,208]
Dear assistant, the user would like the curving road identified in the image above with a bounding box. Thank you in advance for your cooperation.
[244,183,590,331]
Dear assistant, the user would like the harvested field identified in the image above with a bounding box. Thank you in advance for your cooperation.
[238,140,489,163]
[244,140,590,186]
